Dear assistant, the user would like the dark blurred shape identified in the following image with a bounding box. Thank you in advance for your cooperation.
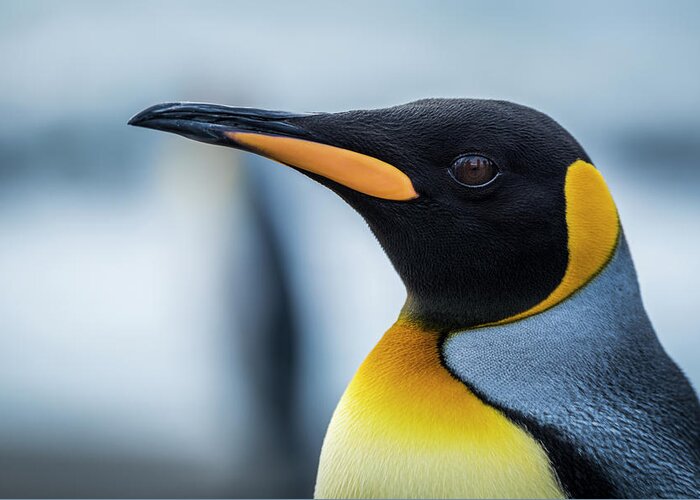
[225,161,312,498]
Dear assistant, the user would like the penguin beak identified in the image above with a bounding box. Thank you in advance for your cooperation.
[128,102,418,201]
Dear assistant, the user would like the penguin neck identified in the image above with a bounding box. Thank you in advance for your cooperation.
[400,233,641,332]
[395,258,566,331]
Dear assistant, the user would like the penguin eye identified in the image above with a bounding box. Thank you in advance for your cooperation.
[450,155,500,187]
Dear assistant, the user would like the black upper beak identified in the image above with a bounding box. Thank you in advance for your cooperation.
[128,102,315,147]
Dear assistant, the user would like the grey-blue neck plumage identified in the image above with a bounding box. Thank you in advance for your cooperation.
[443,234,700,498]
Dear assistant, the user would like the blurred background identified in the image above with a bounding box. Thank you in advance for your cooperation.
[1,0,698,497]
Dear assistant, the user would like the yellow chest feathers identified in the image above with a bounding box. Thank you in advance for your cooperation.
[314,320,565,499]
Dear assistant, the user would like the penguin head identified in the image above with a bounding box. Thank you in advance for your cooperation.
[129,99,619,329]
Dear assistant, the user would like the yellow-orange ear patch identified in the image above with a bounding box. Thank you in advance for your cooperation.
[495,160,619,325]
[228,132,418,201]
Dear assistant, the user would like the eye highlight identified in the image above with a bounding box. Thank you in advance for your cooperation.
[449,154,500,187]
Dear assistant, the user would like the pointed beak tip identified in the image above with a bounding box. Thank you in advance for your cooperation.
[128,107,159,128]
[127,109,151,128]
[128,102,182,128]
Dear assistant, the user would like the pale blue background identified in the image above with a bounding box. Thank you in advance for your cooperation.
[1,1,698,496]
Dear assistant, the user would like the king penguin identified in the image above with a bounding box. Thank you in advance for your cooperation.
[129,99,700,499]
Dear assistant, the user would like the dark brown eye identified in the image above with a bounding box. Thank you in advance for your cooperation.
[450,154,499,187]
